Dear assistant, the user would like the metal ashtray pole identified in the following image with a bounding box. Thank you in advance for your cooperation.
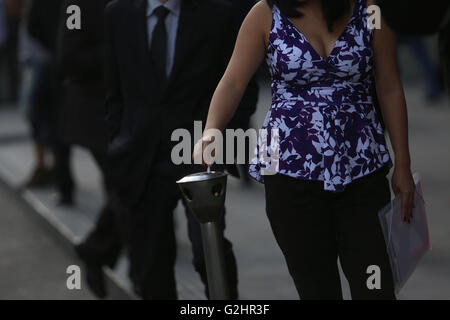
[176,170,230,300]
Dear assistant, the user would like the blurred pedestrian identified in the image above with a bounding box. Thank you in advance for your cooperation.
[56,0,121,299]
[439,20,450,96]
[398,35,443,102]
[18,0,55,188]
[0,0,24,104]
[104,0,246,299]
[195,0,415,300]
[378,0,450,100]
[27,0,75,205]
[377,0,449,36]
[0,0,7,48]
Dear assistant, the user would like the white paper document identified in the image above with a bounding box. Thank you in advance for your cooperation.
[378,173,431,293]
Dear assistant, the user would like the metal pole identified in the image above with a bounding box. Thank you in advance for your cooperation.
[176,171,230,300]
[200,222,230,300]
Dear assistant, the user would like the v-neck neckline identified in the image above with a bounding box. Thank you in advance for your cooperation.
[279,1,359,62]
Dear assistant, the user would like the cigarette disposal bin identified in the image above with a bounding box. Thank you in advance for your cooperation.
[176,171,230,300]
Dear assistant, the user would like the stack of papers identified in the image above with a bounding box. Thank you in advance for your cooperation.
[378,173,431,293]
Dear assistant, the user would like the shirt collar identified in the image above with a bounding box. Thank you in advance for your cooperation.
[147,0,181,17]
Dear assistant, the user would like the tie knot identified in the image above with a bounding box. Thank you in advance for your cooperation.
[154,6,170,20]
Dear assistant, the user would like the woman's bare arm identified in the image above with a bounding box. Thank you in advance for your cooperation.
[372,6,415,222]
[202,1,272,133]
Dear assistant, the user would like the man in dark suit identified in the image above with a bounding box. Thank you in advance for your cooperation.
[104,0,248,299]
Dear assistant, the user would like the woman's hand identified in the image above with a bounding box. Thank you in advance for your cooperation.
[391,165,416,223]
[193,135,215,167]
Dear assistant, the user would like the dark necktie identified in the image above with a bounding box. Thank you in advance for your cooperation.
[150,6,170,84]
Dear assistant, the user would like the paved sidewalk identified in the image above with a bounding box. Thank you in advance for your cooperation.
[0,83,449,299]
[0,181,94,300]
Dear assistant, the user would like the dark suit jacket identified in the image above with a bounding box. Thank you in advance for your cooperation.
[57,0,111,154]
[105,0,244,206]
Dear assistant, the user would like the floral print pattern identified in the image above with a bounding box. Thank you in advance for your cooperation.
[249,0,392,192]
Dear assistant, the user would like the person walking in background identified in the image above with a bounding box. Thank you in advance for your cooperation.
[0,0,7,49]
[18,0,55,188]
[398,35,443,102]
[195,0,415,299]
[377,0,450,101]
[104,0,258,299]
[56,0,121,299]
[0,0,24,104]
[440,21,450,96]
[27,0,75,205]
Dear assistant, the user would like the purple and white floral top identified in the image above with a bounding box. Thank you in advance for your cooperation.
[249,0,392,192]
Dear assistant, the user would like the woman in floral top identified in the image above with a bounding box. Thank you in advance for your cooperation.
[194,0,415,299]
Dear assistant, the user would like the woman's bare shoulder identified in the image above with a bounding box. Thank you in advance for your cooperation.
[245,0,273,29]
[252,0,273,15]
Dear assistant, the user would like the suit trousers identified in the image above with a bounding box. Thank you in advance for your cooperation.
[82,151,123,268]
[264,165,396,300]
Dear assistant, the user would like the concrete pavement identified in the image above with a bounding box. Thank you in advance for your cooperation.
[0,180,94,300]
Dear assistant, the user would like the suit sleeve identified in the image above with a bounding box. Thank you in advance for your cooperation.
[104,3,123,142]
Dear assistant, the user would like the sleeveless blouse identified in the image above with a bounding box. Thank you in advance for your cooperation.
[249,0,392,192]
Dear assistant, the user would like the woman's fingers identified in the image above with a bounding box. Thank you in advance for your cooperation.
[401,193,408,222]
[202,136,216,166]
[408,191,415,220]
[193,139,204,165]
[392,167,415,224]
[192,136,216,166]
[401,190,415,223]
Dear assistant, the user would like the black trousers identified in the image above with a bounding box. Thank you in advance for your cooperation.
[264,166,396,300]
[82,151,122,268]
[0,17,20,103]
[53,141,75,198]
